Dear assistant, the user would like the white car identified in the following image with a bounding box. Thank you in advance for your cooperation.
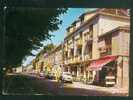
[62,72,73,83]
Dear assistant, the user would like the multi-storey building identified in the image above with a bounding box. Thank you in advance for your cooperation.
[63,9,130,89]
[32,44,63,76]
[42,44,63,76]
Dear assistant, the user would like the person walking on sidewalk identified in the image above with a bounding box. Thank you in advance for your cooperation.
[60,74,64,88]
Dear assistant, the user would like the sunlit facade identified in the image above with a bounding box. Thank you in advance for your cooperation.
[63,9,130,89]
[33,9,130,90]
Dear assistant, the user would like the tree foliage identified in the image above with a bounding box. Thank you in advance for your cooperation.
[36,43,55,59]
[4,7,67,67]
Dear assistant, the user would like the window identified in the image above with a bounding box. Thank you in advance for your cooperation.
[80,32,83,39]
[89,24,93,38]
[89,24,93,32]
[127,9,130,16]
[70,48,74,58]
[88,44,92,58]
[80,16,84,24]
[100,36,112,57]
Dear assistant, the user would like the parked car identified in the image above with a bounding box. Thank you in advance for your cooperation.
[46,72,55,79]
[61,72,73,83]
[39,72,44,77]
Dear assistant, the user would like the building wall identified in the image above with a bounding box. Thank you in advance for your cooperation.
[119,31,130,56]
[84,13,96,22]
[98,15,129,36]
[63,10,130,87]
[122,57,129,90]
[16,67,23,73]
[92,22,100,59]
[112,32,119,55]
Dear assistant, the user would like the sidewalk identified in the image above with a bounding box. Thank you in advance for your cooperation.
[70,82,128,95]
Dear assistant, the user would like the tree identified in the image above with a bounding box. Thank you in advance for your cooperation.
[4,7,67,68]
[35,43,55,60]
[42,43,55,54]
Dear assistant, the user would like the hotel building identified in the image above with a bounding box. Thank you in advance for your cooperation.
[63,9,130,89]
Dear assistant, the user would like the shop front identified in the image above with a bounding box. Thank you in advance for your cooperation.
[89,55,118,87]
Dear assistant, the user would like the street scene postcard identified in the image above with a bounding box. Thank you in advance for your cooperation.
[2,8,130,96]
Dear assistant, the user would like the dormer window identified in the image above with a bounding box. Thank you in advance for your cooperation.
[72,21,76,31]
[127,9,130,16]
[80,15,84,24]
[67,27,70,33]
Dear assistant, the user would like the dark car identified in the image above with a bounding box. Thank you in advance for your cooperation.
[45,72,55,79]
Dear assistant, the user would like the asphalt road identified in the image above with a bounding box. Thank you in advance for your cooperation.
[2,73,127,96]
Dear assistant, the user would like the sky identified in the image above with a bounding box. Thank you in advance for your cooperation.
[22,8,96,66]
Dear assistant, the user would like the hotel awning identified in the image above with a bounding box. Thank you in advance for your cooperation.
[89,55,118,71]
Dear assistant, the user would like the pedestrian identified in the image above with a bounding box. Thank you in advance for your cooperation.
[60,74,64,88]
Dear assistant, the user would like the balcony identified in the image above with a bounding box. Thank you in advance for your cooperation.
[74,55,82,63]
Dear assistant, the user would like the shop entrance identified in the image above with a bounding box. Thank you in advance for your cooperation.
[98,61,117,86]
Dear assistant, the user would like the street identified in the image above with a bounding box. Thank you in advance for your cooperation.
[2,73,128,96]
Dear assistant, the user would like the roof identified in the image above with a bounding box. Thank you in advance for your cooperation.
[65,9,130,41]
[66,9,97,30]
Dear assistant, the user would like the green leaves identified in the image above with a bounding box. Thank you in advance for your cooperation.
[4,7,67,67]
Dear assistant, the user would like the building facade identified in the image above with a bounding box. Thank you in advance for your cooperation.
[39,44,64,77]
[63,9,130,89]
[32,9,130,90]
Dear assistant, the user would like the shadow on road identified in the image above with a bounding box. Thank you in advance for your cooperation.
[2,74,128,96]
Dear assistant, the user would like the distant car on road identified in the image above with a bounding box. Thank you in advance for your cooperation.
[61,72,73,83]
